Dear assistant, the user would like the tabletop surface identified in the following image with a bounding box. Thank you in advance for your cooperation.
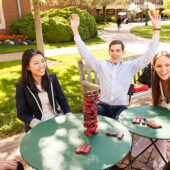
[20,114,132,170]
[119,105,170,140]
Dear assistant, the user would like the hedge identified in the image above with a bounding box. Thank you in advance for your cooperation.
[10,7,98,43]
[94,16,114,23]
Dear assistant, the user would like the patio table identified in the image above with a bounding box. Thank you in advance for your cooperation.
[119,105,170,165]
[20,114,132,170]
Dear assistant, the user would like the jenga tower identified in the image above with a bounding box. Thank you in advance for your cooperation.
[83,90,99,136]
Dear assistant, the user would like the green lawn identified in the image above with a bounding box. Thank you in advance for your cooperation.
[0,36,105,54]
[97,22,116,30]
[0,49,134,137]
[131,24,170,43]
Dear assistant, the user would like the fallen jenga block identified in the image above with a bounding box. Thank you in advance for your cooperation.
[117,132,124,140]
[147,122,162,128]
[106,132,117,136]
[75,145,92,154]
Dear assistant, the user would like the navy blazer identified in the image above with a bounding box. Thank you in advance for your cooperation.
[15,73,71,132]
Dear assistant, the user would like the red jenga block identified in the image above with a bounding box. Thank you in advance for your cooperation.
[147,122,162,128]
[140,118,145,125]
[83,106,97,112]
[84,116,95,121]
[106,132,117,136]
[135,118,140,124]
[83,145,92,154]
[84,113,97,119]
[84,123,97,129]
[83,107,92,114]
[83,90,99,101]
[132,118,136,124]
[84,120,97,125]
[93,130,98,134]
[84,130,92,136]
[75,145,92,154]
[84,100,94,106]
[75,145,83,154]
[117,132,124,140]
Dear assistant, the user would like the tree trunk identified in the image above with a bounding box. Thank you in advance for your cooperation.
[33,0,45,56]
[103,6,106,22]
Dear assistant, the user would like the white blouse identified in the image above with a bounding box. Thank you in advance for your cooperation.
[37,85,57,121]
[29,85,57,128]
[159,81,170,110]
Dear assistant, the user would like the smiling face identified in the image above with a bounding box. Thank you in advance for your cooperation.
[27,54,47,80]
[154,56,170,81]
[108,44,125,64]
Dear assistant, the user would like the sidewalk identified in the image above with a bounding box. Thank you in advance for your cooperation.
[0,21,170,62]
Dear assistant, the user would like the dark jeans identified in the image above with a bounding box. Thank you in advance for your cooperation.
[17,161,24,170]
[97,103,127,120]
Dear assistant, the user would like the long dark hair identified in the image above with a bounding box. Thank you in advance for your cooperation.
[19,49,50,93]
[152,51,170,106]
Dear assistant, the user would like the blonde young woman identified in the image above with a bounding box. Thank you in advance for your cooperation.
[119,51,170,170]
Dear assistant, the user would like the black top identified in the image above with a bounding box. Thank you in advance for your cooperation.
[15,73,71,132]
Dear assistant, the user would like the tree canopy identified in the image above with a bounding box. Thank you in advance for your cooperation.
[163,0,170,9]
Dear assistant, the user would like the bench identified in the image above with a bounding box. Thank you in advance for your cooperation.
[77,54,151,102]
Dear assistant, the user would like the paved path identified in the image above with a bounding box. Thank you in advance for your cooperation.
[0,21,170,62]
[98,21,170,54]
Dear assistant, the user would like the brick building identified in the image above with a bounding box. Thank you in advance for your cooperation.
[0,0,31,35]
[96,0,164,20]
[0,0,164,35]
[0,0,88,35]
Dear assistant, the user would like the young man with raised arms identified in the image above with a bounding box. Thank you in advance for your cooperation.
[70,13,161,120]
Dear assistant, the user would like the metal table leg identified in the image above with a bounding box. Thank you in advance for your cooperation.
[150,138,167,164]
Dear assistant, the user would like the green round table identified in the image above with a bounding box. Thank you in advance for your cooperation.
[119,105,170,164]
[119,105,170,140]
[20,114,132,170]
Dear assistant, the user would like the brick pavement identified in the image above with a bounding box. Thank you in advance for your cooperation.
[1,93,169,170]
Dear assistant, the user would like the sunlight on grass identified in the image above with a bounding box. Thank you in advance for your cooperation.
[131,24,170,43]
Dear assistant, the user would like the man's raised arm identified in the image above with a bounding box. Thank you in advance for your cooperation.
[70,14,101,72]
[132,11,161,73]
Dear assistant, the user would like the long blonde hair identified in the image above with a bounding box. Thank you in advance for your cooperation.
[151,51,170,106]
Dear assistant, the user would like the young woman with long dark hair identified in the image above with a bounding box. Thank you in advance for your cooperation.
[15,49,71,132]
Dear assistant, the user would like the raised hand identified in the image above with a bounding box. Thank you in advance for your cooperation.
[150,11,161,29]
[70,13,80,36]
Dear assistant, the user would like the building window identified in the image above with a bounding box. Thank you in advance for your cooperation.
[156,0,161,4]
[0,5,5,29]
[134,0,139,4]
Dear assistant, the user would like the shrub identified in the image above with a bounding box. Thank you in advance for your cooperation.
[10,14,35,40]
[111,16,117,22]
[106,16,112,22]
[94,15,113,23]
[94,16,104,23]
[10,7,98,43]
